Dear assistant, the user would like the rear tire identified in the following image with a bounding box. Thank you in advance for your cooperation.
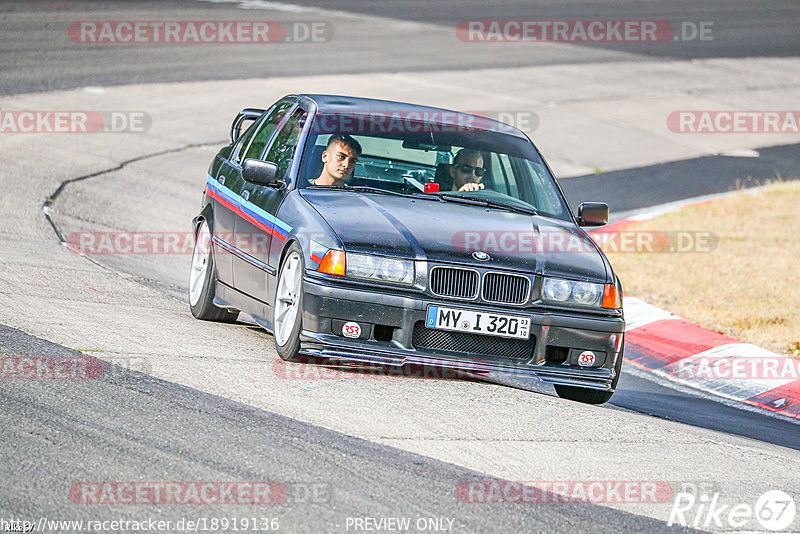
[273,243,304,361]
[189,220,239,322]
[555,342,624,405]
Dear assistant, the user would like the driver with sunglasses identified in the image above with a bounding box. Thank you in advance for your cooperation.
[449,149,486,192]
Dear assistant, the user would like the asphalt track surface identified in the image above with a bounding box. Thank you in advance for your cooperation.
[0,324,697,533]
[1,1,799,532]
[560,142,800,214]
[2,0,800,95]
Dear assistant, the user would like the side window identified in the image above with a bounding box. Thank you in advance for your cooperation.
[265,108,308,179]
[236,101,293,164]
[497,153,517,198]
[517,158,566,217]
[231,118,260,164]
[489,152,511,195]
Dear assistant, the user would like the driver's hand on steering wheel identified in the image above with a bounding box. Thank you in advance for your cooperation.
[458,182,485,192]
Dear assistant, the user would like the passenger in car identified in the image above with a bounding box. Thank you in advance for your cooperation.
[449,149,486,192]
[311,134,362,186]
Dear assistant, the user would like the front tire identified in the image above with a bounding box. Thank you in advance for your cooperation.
[555,342,624,405]
[189,220,239,322]
[273,243,304,361]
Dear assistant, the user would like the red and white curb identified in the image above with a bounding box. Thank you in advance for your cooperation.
[591,202,800,421]
[621,295,799,420]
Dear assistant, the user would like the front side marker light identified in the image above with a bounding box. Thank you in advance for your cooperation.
[602,284,621,309]
[318,250,346,276]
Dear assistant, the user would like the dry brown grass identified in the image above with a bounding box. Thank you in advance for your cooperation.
[604,180,800,356]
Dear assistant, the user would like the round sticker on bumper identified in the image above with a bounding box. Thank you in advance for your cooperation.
[342,322,361,338]
[578,351,596,367]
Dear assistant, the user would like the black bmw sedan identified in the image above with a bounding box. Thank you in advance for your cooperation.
[190,94,624,404]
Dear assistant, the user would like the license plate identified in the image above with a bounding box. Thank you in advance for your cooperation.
[425,305,530,340]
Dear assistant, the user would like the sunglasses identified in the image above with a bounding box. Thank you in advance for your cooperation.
[454,163,487,177]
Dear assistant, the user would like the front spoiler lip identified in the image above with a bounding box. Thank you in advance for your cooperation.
[298,331,615,391]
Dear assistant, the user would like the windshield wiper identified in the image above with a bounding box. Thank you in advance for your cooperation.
[349,185,415,197]
[308,183,433,199]
[438,194,538,215]
[311,183,446,200]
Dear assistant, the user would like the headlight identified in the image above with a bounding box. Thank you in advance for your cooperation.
[572,282,602,305]
[541,278,571,301]
[346,254,375,278]
[541,278,603,307]
[346,253,414,285]
[378,258,412,283]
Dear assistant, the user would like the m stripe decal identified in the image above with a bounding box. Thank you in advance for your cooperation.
[204,175,293,241]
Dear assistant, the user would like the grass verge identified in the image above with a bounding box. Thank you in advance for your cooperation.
[604,180,800,356]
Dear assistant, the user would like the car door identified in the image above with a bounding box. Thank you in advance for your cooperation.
[206,113,263,286]
[209,100,292,294]
[232,103,306,302]
[208,113,265,285]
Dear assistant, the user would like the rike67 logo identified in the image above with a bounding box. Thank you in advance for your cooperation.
[668,490,796,531]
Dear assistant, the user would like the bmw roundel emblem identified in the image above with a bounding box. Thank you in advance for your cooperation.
[472,251,491,261]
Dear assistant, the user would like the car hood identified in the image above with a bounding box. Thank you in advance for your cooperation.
[300,190,609,282]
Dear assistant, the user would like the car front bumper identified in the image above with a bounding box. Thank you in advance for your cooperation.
[298,276,625,391]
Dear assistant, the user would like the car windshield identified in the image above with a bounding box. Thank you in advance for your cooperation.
[298,111,571,221]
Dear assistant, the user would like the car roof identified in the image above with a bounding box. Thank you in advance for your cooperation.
[296,94,529,140]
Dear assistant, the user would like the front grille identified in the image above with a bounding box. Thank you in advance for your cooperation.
[412,322,535,360]
[482,272,530,304]
[429,267,479,299]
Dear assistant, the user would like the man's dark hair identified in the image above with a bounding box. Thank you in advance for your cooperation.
[327,134,362,155]
[454,148,482,164]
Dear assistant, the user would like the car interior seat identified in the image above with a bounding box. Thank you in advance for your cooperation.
[433,163,453,191]
[307,144,326,182]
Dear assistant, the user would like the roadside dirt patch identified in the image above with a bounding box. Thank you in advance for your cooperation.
[605,180,800,356]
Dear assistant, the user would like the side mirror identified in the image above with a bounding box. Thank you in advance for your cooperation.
[242,159,281,187]
[577,202,609,226]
